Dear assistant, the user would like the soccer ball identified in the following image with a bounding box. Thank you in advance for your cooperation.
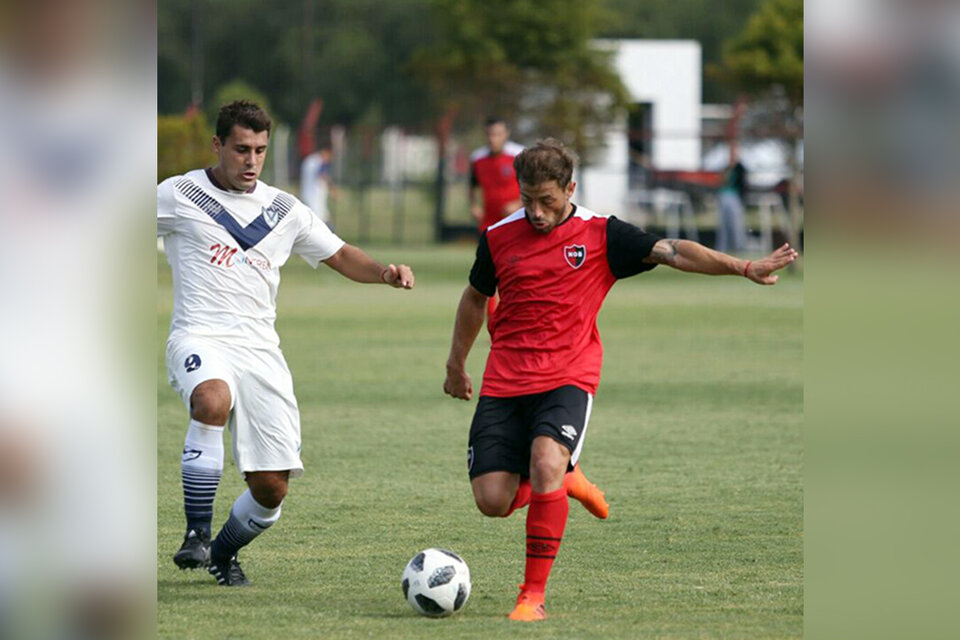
[401,548,471,617]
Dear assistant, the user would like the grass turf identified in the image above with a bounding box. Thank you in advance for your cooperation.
[158,245,802,639]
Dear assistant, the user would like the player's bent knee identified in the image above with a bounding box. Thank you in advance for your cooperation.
[474,494,510,518]
[529,442,570,491]
[249,484,286,509]
[189,380,231,425]
[471,483,512,517]
[246,472,288,509]
[529,453,567,483]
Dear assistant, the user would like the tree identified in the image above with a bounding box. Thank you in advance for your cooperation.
[713,0,803,249]
[601,0,764,103]
[158,112,213,181]
[411,0,628,160]
[158,0,436,129]
[409,0,628,239]
[206,79,273,124]
[713,0,803,106]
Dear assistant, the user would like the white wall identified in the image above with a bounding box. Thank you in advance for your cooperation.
[381,126,439,183]
[579,40,701,215]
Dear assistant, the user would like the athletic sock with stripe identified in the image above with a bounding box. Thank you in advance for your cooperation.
[181,419,224,537]
[210,489,282,561]
[523,488,569,594]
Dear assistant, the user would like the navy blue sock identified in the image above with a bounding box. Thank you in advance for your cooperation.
[182,468,221,536]
[211,490,281,560]
[181,420,224,537]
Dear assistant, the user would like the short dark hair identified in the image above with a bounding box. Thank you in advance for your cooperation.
[216,100,272,142]
[513,138,577,188]
[484,116,507,128]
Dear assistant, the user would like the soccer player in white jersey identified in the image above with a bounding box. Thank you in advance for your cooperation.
[158,101,415,586]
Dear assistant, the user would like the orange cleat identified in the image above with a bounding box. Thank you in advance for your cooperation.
[507,586,546,622]
[563,463,609,519]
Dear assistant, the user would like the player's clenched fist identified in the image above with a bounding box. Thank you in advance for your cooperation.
[443,367,473,401]
[381,264,415,289]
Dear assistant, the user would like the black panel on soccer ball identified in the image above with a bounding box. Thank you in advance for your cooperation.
[454,583,468,611]
[438,549,463,563]
[410,552,425,572]
[402,578,409,599]
[414,594,446,617]
[428,565,455,588]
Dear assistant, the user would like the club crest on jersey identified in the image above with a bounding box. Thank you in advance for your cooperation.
[564,244,586,269]
[261,204,281,228]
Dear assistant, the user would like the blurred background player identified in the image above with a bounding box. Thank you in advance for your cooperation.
[158,100,414,586]
[716,141,749,253]
[299,145,337,230]
[469,116,524,232]
[469,117,524,318]
[443,139,797,621]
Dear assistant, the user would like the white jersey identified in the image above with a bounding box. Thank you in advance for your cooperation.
[158,169,345,348]
[299,152,323,218]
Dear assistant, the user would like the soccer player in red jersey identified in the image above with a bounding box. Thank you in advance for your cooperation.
[469,117,524,233]
[443,139,798,621]
[469,117,524,320]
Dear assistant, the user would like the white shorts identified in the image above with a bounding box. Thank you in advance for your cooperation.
[165,335,304,478]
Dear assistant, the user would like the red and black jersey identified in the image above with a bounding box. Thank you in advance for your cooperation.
[469,205,660,397]
[470,142,524,232]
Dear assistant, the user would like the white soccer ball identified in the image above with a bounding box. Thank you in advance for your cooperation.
[401,548,471,617]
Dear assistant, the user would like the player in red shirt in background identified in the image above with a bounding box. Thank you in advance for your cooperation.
[469,117,524,319]
[443,139,798,622]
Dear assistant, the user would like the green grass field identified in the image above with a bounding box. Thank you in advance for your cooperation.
[158,245,802,639]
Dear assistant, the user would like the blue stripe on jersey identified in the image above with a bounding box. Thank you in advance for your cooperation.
[175,178,295,250]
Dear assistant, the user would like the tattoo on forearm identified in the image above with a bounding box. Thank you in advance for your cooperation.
[650,239,680,264]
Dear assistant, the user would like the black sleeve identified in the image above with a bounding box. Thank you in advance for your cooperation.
[606,216,662,279]
[468,232,498,296]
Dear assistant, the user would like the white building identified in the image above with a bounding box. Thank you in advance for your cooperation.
[578,39,702,215]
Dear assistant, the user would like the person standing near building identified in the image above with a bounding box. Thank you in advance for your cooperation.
[716,142,749,253]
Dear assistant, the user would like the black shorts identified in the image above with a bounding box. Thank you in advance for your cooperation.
[467,385,593,479]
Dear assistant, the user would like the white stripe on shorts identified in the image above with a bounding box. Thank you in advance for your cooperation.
[569,392,593,466]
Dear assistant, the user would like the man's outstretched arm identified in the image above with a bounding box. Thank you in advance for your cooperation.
[324,244,414,288]
[643,240,799,285]
[443,285,488,400]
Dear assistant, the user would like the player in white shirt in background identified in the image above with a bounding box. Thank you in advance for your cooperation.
[299,146,335,227]
[158,101,414,586]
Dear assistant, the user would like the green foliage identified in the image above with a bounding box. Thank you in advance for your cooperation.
[158,0,436,128]
[159,0,784,127]
[206,79,273,124]
[601,0,764,103]
[412,0,629,162]
[713,0,803,104]
[158,246,803,639]
[157,112,213,182]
